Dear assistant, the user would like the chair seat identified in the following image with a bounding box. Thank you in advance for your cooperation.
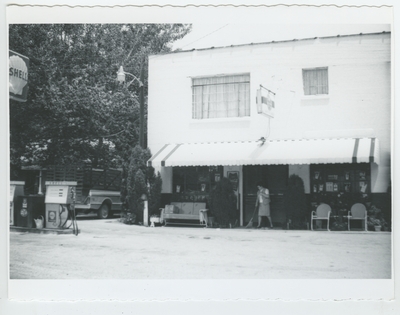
[164,214,199,220]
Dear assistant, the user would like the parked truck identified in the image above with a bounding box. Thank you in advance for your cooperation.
[21,164,123,219]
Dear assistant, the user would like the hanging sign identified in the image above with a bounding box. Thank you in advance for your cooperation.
[257,85,275,118]
[9,50,29,102]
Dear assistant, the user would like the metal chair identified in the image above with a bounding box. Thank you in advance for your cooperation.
[311,204,331,231]
[348,203,368,231]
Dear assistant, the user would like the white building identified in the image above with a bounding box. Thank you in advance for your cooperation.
[147,32,391,227]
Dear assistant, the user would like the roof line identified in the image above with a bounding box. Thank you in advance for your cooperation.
[152,31,390,57]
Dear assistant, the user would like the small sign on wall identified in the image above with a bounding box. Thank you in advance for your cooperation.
[256,85,275,118]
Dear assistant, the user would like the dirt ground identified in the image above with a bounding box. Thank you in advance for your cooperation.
[9,216,392,279]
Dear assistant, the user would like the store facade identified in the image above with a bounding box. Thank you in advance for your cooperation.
[147,32,391,227]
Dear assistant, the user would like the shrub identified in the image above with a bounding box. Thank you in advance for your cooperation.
[284,174,307,229]
[147,167,163,217]
[209,177,237,227]
[120,145,162,225]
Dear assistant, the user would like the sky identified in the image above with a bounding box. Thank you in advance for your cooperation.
[172,23,391,51]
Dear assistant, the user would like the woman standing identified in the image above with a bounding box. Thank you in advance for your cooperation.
[255,181,273,229]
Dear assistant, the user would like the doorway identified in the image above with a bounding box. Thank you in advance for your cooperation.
[243,165,288,226]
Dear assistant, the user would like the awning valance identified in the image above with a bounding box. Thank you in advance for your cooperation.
[147,138,379,167]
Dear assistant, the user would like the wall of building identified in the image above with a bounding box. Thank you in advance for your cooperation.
[148,33,391,193]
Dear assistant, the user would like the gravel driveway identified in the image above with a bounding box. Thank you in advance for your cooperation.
[9,217,392,279]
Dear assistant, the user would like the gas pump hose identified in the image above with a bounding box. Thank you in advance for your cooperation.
[70,204,79,236]
[59,205,70,228]
[58,204,79,235]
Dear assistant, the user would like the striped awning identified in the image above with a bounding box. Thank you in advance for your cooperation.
[147,138,379,167]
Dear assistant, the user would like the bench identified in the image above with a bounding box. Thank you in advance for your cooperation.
[161,202,208,227]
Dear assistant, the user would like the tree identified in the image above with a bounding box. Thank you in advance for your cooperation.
[9,24,192,174]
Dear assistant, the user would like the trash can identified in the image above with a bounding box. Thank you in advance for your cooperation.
[15,195,45,228]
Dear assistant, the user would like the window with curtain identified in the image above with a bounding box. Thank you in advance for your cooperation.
[192,74,250,119]
[302,67,329,95]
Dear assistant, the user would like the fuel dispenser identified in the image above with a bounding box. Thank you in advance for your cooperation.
[45,181,78,234]
[10,181,25,226]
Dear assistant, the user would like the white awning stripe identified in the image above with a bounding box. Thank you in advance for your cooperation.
[357,138,373,163]
[147,138,379,167]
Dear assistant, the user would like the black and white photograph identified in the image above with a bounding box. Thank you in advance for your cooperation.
[1,2,399,315]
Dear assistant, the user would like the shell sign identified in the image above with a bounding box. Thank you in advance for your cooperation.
[9,50,29,102]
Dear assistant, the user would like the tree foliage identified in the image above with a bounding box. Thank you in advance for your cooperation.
[9,24,191,173]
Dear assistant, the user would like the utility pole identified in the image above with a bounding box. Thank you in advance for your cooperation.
[139,58,145,149]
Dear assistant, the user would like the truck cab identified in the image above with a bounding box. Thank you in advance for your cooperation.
[75,189,122,219]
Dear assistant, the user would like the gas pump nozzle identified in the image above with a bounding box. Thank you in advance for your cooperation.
[69,187,79,236]
[70,187,76,201]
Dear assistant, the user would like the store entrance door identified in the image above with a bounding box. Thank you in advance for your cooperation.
[243,165,288,227]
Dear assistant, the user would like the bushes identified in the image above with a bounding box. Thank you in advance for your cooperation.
[209,177,237,227]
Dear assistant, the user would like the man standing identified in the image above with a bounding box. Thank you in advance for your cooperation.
[255,181,273,229]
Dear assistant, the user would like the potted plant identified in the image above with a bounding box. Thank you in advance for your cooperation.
[367,205,389,232]
[368,217,382,231]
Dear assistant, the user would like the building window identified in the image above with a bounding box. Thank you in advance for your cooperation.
[310,163,370,196]
[302,67,329,95]
[192,74,250,119]
[172,166,223,202]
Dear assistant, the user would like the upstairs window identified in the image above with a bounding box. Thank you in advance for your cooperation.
[192,74,250,119]
[302,67,329,95]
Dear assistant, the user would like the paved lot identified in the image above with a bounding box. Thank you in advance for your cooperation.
[9,217,392,279]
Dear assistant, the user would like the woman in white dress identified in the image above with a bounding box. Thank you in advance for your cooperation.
[255,181,273,229]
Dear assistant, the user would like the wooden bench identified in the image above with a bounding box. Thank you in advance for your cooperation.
[161,202,208,227]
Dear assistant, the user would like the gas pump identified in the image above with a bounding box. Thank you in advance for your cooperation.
[10,181,25,226]
[45,181,78,233]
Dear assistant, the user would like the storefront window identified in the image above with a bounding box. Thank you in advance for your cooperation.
[310,163,370,195]
[172,166,223,202]
[310,163,371,212]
